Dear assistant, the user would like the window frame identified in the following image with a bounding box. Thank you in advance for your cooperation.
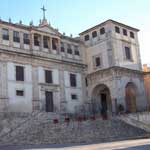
[92,31,97,38]
[100,27,105,35]
[70,73,77,87]
[115,26,120,33]
[34,35,40,46]
[16,66,24,81]
[2,28,9,40]
[67,44,72,54]
[23,33,30,45]
[84,34,89,41]
[124,46,132,60]
[13,31,20,43]
[130,31,135,38]
[71,94,78,100]
[45,70,53,84]
[16,90,24,96]
[43,36,49,49]
[123,29,127,36]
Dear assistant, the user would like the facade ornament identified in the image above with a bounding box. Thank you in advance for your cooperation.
[19,20,22,24]
[9,17,11,23]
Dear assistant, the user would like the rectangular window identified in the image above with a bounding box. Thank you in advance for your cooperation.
[123,29,127,36]
[74,46,80,56]
[67,44,72,54]
[84,35,89,41]
[125,47,131,60]
[13,31,20,42]
[45,70,53,83]
[16,90,24,96]
[43,36,49,48]
[100,27,105,35]
[2,28,9,40]
[52,38,57,50]
[16,66,24,81]
[130,32,134,38]
[23,33,30,44]
[92,31,97,38]
[70,73,77,87]
[61,42,65,52]
[34,35,40,46]
[115,26,120,33]
[71,94,78,100]
[95,57,101,67]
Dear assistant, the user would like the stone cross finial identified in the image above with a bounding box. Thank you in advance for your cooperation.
[41,5,47,20]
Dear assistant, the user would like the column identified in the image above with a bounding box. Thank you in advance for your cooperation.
[30,32,34,50]
[40,35,43,51]
[57,39,61,54]
[9,29,13,47]
[48,37,51,53]
[20,32,24,49]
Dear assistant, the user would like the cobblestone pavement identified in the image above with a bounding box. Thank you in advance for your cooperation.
[0,139,150,150]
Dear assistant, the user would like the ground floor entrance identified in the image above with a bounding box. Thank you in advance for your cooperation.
[45,91,54,112]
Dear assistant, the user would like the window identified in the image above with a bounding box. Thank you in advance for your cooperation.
[125,47,132,60]
[84,35,89,41]
[123,29,127,36]
[16,90,24,96]
[45,70,52,83]
[34,35,40,46]
[100,27,105,35]
[115,26,120,33]
[71,94,78,100]
[95,57,101,67]
[67,44,72,54]
[2,28,9,40]
[23,33,30,44]
[43,36,49,48]
[16,66,24,81]
[130,32,134,38]
[70,73,77,87]
[52,38,57,50]
[92,31,97,38]
[74,46,80,56]
[61,42,65,52]
[13,31,20,42]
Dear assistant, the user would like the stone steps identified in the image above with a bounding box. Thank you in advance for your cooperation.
[0,114,148,146]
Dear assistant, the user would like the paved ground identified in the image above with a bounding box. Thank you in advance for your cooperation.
[0,139,150,150]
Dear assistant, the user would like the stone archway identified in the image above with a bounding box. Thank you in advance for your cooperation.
[125,82,137,113]
[91,84,112,115]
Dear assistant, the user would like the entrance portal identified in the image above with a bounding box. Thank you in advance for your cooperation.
[125,82,137,113]
[45,91,54,112]
[91,84,112,115]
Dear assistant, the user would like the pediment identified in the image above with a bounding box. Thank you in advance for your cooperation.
[37,25,61,36]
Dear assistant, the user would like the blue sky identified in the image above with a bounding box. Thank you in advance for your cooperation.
[0,0,150,64]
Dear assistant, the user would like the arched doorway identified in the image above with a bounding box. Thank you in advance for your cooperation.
[125,82,137,113]
[91,84,112,115]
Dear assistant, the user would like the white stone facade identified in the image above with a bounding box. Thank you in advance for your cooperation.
[0,19,147,114]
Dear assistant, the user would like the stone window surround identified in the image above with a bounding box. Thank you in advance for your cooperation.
[71,93,78,100]
[93,53,103,69]
[122,44,133,62]
[15,64,26,82]
[15,88,25,97]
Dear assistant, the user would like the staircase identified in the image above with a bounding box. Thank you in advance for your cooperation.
[0,113,148,146]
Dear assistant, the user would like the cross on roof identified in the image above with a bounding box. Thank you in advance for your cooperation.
[41,5,47,20]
